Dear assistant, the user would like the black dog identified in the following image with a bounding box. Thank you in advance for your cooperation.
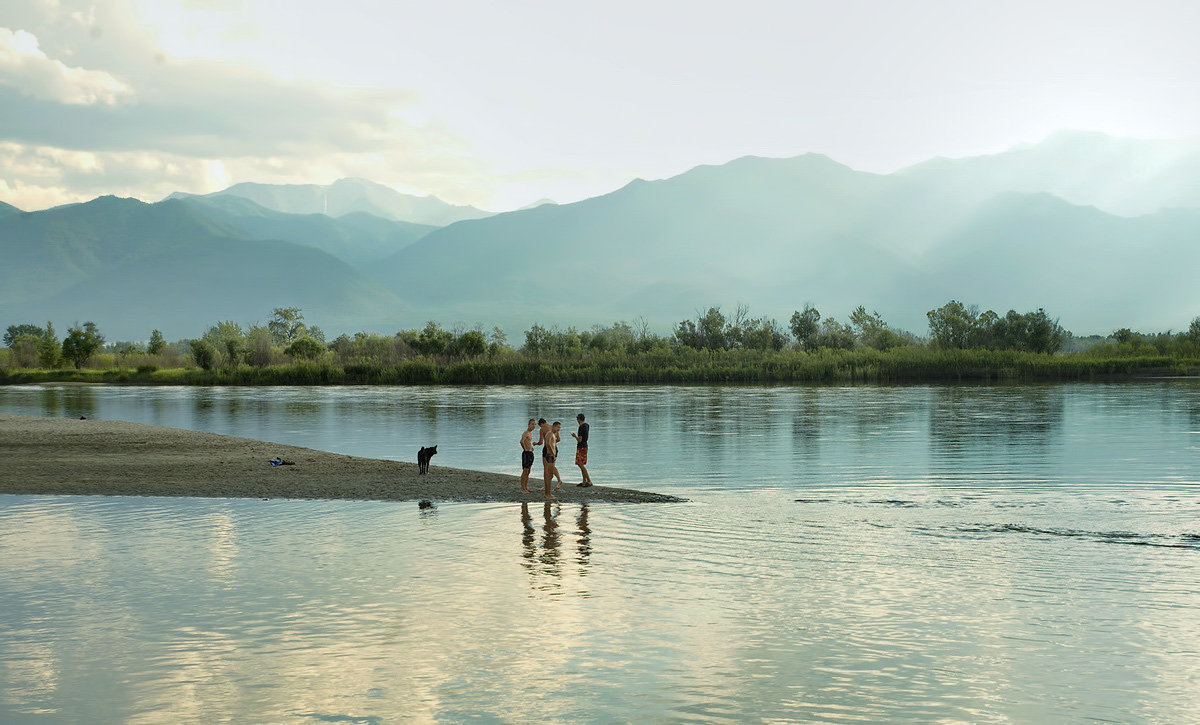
[417,445,438,474]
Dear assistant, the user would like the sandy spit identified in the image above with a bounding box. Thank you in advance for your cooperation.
[0,414,685,504]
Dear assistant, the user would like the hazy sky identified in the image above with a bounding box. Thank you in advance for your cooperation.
[2,0,1199,211]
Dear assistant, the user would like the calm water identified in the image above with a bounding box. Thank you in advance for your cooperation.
[1,383,1198,722]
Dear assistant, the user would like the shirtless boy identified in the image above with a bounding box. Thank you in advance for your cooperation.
[519,418,537,493]
[535,418,559,499]
[550,421,565,491]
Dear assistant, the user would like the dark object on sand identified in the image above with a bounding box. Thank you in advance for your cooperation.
[268,456,295,466]
[417,445,438,474]
[418,499,435,509]
[79,416,87,420]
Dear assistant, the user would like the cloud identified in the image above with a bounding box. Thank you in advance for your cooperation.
[0,27,133,105]
[0,1,493,209]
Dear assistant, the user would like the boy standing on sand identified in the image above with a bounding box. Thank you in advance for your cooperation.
[572,413,592,487]
[537,418,559,499]
[519,418,536,493]
[550,421,565,490]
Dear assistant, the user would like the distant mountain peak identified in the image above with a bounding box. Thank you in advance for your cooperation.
[174,178,493,227]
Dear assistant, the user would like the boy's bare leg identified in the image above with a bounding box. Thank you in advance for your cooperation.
[544,463,555,499]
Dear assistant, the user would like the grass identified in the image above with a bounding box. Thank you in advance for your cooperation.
[3,347,1196,386]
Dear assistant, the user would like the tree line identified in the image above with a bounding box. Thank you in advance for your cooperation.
[3,303,1199,381]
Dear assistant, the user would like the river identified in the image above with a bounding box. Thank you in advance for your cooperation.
[1,382,1198,721]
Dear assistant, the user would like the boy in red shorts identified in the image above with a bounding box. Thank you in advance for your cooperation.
[572,413,593,487]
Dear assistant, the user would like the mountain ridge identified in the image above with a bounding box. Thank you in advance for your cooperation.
[167,177,494,227]
[3,131,1199,339]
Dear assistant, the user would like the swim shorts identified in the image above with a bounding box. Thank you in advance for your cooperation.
[542,450,556,464]
[522,450,534,469]
[575,447,588,466]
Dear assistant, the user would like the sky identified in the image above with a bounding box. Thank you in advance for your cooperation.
[2,0,1199,212]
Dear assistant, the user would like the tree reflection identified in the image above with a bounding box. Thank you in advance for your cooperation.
[928,385,1065,457]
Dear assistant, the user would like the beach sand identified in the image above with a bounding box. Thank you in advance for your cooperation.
[0,414,684,504]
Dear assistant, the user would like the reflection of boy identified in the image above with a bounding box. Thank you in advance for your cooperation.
[519,418,536,493]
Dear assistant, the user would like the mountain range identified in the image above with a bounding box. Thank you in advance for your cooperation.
[167,177,493,227]
[2,131,1198,341]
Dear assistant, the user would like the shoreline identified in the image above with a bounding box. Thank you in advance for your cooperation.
[0,414,685,504]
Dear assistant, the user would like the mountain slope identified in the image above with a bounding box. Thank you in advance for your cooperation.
[0,196,406,339]
[174,195,436,269]
[374,150,1200,334]
[0,196,242,302]
[372,154,950,330]
[917,193,1200,330]
[897,130,1200,217]
[170,178,493,226]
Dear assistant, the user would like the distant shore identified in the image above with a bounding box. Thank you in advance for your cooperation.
[2,347,1195,387]
[0,414,684,504]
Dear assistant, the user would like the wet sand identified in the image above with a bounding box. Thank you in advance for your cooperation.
[0,414,684,503]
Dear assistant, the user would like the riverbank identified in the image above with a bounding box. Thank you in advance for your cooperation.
[0,414,684,503]
[2,347,1197,385]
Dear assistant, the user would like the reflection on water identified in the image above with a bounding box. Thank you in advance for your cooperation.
[2,382,1199,720]
[520,502,593,593]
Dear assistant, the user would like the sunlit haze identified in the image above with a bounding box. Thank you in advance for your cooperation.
[2,0,1199,211]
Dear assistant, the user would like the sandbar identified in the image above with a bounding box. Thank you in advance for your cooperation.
[0,414,684,504]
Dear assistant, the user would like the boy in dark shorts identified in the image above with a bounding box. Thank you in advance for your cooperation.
[572,413,593,487]
[536,418,559,499]
[519,418,536,493]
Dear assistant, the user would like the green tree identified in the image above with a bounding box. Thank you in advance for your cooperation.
[488,326,508,353]
[674,307,732,350]
[522,324,552,355]
[813,317,856,350]
[61,322,104,369]
[203,321,245,369]
[147,329,166,355]
[412,321,454,356]
[926,300,979,349]
[697,307,729,350]
[189,339,216,370]
[789,306,821,351]
[673,319,700,349]
[267,307,308,346]
[10,334,39,367]
[4,324,43,347]
[448,329,487,358]
[1024,308,1065,354]
[284,336,325,360]
[1188,317,1200,343]
[37,322,61,368]
[246,326,274,367]
[849,306,907,350]
[739,317,789,351]
[1111,328,1139,345]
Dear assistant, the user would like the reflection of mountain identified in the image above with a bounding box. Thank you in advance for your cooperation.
[4,131,1200,339]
